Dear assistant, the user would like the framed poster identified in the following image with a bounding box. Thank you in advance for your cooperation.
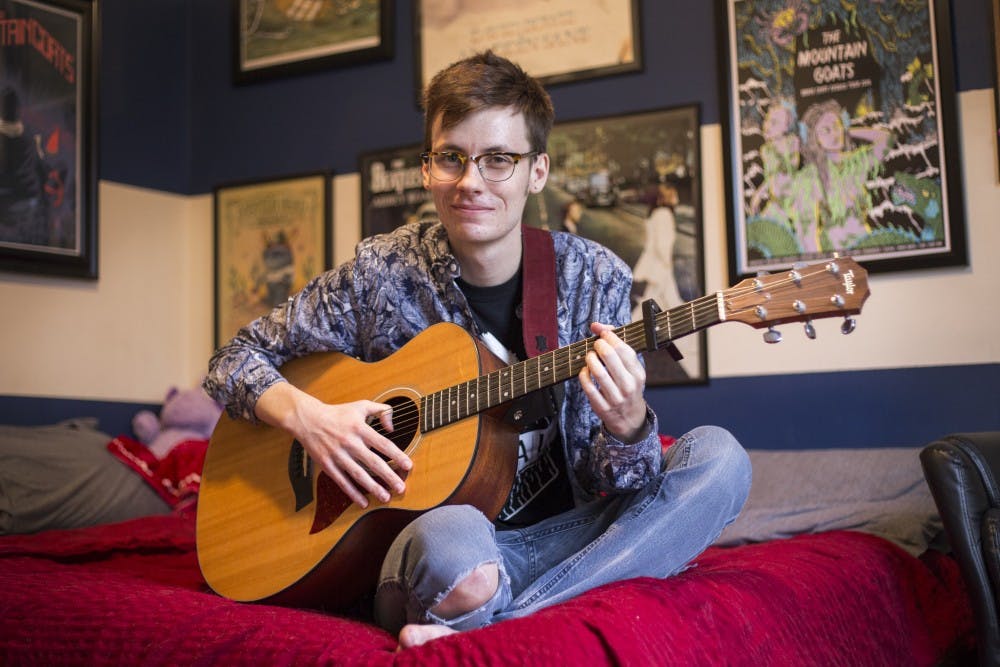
[523,105,707,386]
[214,172,331,348]
[719,0,967,280]
[358,143,433,239]
[0,0,98,279]
[234,0,393,84]
[415,0,641,92]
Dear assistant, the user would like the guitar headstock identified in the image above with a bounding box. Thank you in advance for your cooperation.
[723,258,870,332]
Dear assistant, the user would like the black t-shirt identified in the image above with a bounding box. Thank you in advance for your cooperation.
[456,272,574,528]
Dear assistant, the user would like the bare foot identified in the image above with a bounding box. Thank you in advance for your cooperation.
[397,623,459,649]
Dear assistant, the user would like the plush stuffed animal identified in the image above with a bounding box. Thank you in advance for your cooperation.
[132,386,223,459]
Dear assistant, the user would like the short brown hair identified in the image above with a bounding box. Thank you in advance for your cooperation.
[422,50,554,153]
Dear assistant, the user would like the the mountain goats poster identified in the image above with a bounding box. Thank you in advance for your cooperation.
[720,0,967,279]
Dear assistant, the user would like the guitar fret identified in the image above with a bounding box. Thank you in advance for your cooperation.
[426,391,434,431]
[433,389,441,429]
[425,391,432,431]
[698,296,712,329]
[569,341,587,375]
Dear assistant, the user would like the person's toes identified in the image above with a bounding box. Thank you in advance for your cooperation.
[397,623,459,649]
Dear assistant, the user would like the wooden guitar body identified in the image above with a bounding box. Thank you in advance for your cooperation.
[196,322,518,609]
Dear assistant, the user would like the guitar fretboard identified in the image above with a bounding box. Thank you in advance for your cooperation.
[420,293,723,432]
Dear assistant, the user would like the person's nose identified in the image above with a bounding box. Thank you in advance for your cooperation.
[455,156,485,191]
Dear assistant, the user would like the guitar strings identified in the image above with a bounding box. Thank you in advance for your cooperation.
[366,263,851,437]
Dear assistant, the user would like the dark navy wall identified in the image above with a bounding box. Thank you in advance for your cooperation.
[98,0,998,195]
[99,0,192,193]
[648,364,1000,450]
[2,364,997,449]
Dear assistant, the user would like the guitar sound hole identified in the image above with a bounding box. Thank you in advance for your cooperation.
[370,395,419,454]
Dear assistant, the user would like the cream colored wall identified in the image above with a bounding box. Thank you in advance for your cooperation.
[1,89,997,402]
[0,182,215,402]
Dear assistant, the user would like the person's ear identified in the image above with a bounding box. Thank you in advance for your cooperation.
[528,153,550,193]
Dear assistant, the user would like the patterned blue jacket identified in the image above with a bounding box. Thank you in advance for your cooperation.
[204,220,661,504]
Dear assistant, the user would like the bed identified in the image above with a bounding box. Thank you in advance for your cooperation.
[0,420,976,666]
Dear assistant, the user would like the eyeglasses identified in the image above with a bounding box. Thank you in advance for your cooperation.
[420,150,539,183]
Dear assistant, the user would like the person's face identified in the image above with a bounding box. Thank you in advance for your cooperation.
[814,110,845,152]
[423,106,549,250]
[764,107,790,139]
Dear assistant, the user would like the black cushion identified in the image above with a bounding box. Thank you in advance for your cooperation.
[921,432,1000,667]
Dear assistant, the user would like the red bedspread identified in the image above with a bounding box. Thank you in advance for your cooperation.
[0,514,974,666]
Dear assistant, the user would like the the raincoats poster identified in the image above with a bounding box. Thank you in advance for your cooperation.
[722,0,966,278]
[0,0,96,278]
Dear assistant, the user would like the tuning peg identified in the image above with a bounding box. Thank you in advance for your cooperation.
[841,317,857,335]
[804,321,816,339]
[763,327,782,344]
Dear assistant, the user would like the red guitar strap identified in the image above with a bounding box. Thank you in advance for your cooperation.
[521,225,559,357]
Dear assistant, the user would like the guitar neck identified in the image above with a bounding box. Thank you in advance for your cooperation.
[420,256,871,432]
[421,293,721,432]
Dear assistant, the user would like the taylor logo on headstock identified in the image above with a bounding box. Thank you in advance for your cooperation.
[843,269,857,295]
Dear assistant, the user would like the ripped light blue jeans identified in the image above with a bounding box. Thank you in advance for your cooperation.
[373,425,751,635]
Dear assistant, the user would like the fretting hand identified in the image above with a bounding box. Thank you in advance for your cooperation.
[578,322,650,443]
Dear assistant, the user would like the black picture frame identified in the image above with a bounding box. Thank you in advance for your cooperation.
[414,0,642,96]
[213,171,332,348]
[234,0,393,84]
[718,0,967,281]
[0,0,98,279]
[358,143,433,240]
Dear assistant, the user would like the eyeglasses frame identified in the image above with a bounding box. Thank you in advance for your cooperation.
[420,150,541,183]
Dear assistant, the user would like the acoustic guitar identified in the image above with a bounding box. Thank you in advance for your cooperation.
[196,258,870,610]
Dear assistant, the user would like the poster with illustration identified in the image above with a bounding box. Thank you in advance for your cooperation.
[235,0,392,83]
[214,173,331,348]
[720,0,966,279]
[0,0,97,278]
